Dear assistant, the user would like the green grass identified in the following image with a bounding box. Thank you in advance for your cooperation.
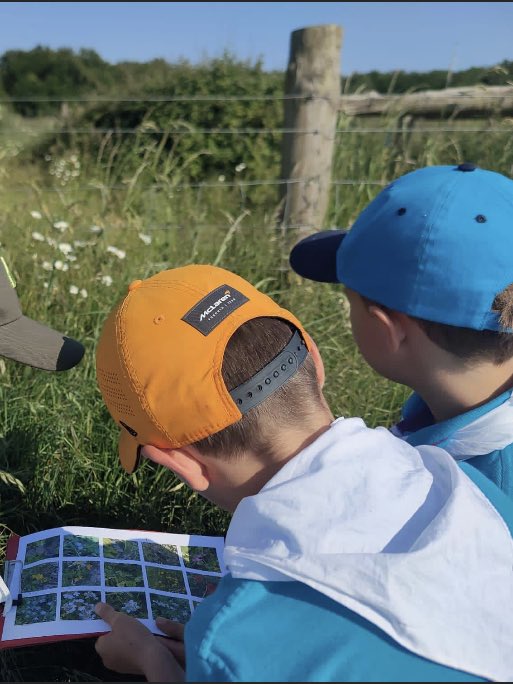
[0,110,511,680]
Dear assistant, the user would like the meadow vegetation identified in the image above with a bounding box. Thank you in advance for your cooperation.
[1,53,512,680]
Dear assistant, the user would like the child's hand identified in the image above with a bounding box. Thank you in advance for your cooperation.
[94,602,184,681]
[155,617,186,669]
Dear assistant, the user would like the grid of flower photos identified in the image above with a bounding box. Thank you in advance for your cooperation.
[1,526,224,644]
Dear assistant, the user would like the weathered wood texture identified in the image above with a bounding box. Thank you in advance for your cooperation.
[339,85,513,116]
[281,25,342,234]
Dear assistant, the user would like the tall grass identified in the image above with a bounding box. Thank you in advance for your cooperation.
[0,109,511,680]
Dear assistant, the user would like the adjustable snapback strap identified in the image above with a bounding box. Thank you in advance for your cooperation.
[230,329,308,414]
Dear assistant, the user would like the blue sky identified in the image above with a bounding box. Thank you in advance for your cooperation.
[1,2,512,74]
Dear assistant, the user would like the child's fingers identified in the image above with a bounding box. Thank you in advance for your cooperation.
[95,602,118,625]
[155,616,185,640]
[156,637,186,668]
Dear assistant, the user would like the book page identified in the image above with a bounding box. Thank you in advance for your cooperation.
[2,526,225,644]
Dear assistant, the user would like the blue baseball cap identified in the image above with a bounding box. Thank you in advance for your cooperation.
[289,164,513,331]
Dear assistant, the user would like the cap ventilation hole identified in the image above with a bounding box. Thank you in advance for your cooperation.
[397,207,407,216]
[475,214,487,223]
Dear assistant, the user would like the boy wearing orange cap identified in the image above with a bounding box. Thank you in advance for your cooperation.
[93,265,513,682]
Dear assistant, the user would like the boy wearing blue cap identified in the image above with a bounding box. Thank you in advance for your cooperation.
[290,163,513,497]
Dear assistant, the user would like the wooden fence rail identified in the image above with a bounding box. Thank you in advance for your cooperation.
[339,85,513,117]
[281,24,513,236]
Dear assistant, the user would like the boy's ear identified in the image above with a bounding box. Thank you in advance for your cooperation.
[141,444,210,492]
[367,304,407,353]
[305,332,325,389]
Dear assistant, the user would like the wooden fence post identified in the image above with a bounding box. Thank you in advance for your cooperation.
[280,24,342,236]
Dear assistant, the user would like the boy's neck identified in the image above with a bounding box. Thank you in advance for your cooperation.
[411,359,513,423]
[214,406,335,513]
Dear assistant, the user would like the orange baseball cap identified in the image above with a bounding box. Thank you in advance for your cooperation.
[96,264,311,473]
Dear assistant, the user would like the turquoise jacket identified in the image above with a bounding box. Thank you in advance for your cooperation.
[185,463,512,682]
[395,390,513,497]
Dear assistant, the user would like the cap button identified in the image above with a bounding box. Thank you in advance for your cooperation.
[456,162,477,172]
[128,279,143,292]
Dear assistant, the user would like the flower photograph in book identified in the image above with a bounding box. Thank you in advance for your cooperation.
[60,591,101,620]
[142,542,180,566]
[180,546,221,573]
[62,560,101,587]
[105,591,147,618]
[104,562,144,588]
[103,538,140,561]
[150,594,191,623]
[15,593,57,625]
[63,535,100,557]
[21,562,59,592]
[187,572,221,599]
[146,566,186,594]
[24,536,60,564]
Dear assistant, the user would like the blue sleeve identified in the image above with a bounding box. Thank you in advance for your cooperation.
[186,652,237,682]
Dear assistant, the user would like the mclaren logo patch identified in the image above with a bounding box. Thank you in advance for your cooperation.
[182,284,249,335]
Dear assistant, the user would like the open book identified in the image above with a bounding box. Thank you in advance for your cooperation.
[0,525,225,648]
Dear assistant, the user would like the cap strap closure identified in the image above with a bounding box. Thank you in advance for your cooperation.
[230,329,308,414]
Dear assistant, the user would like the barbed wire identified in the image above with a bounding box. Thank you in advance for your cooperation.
[0,177,389,194]
[2,177,309,193]
[1,91,513,104]
[2,126,512,137]
[0,93,325,104]
[0,219,311,232]
[0,127,321,136]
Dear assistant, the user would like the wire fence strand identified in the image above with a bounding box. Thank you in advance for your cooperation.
[1,91,513,104]
[0,93,327,104]
[1,178,390,194]
[2,126,513,136]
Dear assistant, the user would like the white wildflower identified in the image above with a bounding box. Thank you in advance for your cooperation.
[138,233,152,246]
[101,275,113,287]
[31,231,45,242]
[106,245,126,260]
[54,221,69,232]
[235,163,246,173]
[218,175,225,183]
[42,261,53,271]
[46,237,57,248]
[30,211,42,220]
[122,599,139,614]
[80,288,88,299]
[54,260,69,272]
[69,285,79,295]
[66,254,77,262]
[73,240,88,248]
[43,282,49,289]
[90,225,102,234]
[58,243,73,256]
